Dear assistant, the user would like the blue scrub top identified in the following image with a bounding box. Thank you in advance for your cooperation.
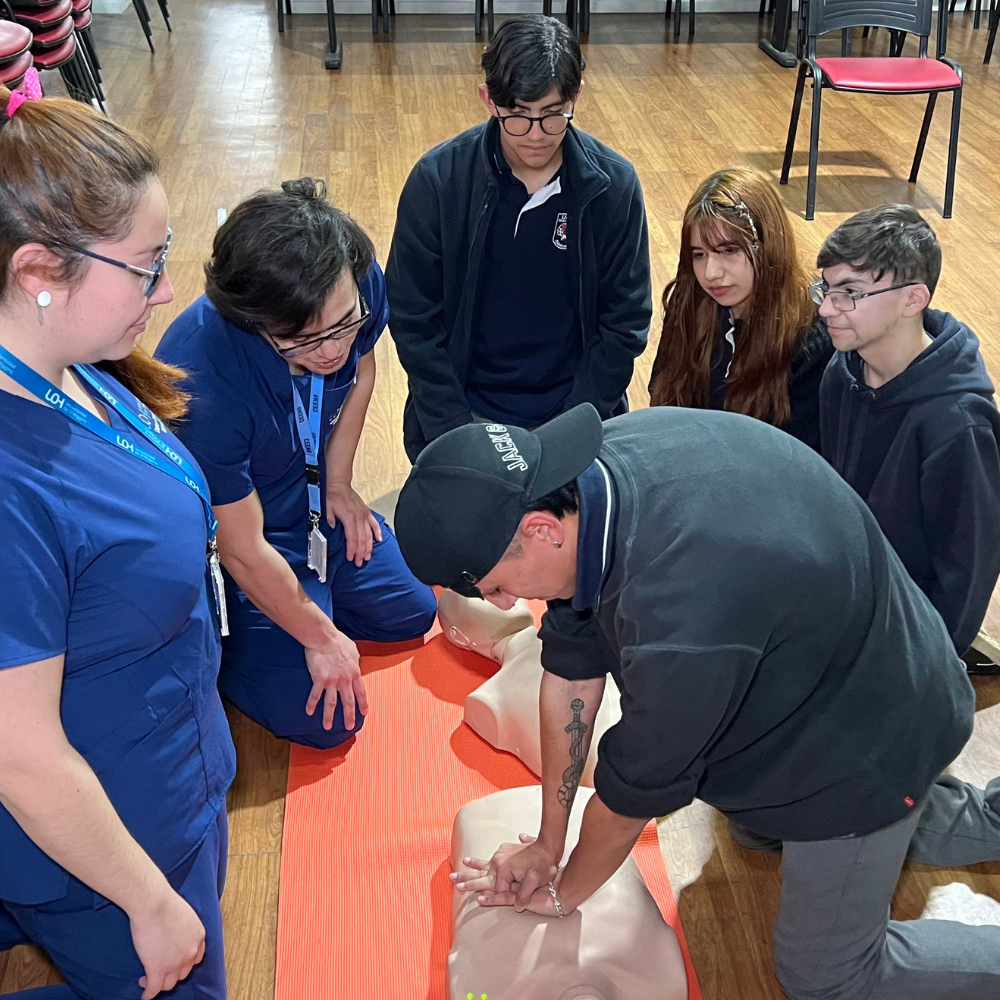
[0,366,236,906]
[155,263,389,612]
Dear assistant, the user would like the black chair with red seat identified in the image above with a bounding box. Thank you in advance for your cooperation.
[70,0,99,84]
[11,0,103,109]
[781,0,962,220]
[0,14,33,87]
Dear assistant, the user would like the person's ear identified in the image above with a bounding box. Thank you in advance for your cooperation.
[519,511,564,548]
[478,84,498,118]
[902,283,931,318]
[9,244,69,304]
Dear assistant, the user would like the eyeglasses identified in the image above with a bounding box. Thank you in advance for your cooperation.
[496,108,575,137]
[65,228,172,298]
[268,286,371,359]
[809,279,917,312]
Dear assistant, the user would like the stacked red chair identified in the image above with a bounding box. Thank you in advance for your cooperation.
[3,0,103,109]
[0,16,33,89]
[70,0,100,90]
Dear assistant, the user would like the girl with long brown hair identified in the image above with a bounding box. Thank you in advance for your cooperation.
[648,168,832,451]
[0,74,232,998]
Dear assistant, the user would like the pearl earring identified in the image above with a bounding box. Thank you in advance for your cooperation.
[36,290,51,326]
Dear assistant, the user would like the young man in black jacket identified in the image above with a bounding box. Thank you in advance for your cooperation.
[385,15,651,463]
[393,403,1000,1000]
[816,205,1000,657]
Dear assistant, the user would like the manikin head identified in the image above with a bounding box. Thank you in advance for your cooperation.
[478,15,586,175]
[814,204,940,356]
[205,178,375,376]
[394,404,604,608]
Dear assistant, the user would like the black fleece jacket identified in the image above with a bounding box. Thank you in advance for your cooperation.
[540,407,974,841]
[821,310,1000,654]
[385,119,651,462]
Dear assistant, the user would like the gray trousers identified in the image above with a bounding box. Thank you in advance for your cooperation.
[736,775,1000,1000]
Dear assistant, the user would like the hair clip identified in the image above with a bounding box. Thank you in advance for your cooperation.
[732,199,761,252]
[5,68,42,121]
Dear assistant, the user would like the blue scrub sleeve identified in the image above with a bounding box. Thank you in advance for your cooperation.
[179,379,255,507]
[0,490,70,668]
[356,261,389,358]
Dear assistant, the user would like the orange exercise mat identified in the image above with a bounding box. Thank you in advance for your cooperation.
[275,612,702,1000]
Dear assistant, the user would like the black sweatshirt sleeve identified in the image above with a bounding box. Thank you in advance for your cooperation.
[919,421,1000,653]
[566,173,651,417]
[385,163,474,444]
[538,600,620,681]
[594,641,762,819]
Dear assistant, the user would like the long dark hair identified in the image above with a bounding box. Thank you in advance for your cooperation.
[0,85,189,422]
[648,168,816,427]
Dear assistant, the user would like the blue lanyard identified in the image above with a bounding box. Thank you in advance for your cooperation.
[0,344,217,540]
[291,372,324,519]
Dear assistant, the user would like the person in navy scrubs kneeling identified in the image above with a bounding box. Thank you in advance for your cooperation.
[0,78,234,998]
[157,179,438,750]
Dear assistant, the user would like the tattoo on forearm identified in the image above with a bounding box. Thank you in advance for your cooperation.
[557,698,587,810]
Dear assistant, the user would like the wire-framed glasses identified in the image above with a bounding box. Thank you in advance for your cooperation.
[65,228,173,298]
[268,286,371,359]
[809,279,918,312]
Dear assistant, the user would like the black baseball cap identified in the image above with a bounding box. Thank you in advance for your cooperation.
[395,403,604,597]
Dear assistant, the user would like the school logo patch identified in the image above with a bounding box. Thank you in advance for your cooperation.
[552,213,568,251]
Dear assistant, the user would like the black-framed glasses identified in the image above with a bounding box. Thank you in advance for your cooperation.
[496,108,575,137]
[809,279,917,313]
[65,228,172,298]
[268,286,371,359]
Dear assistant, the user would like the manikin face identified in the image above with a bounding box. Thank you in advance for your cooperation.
[479,83,581,174]
[268,267,362,375]
[57,178,174,362]
[690,223,755,320]
[818,263,927,354]
[472,513,578,610]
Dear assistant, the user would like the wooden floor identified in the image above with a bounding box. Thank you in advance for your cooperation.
[3,5,1000,997]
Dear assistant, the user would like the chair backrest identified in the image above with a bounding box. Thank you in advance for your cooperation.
[805,0,948,58]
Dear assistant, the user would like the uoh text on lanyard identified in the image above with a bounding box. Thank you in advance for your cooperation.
[0,344,229,635]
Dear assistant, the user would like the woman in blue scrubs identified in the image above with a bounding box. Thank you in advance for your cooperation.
[156,179,438,750]
[0,83,233,997]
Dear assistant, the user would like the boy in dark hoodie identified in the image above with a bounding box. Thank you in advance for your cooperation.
[817,205,1000,658]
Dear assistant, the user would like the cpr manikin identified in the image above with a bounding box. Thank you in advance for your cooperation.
[438,589,621,783]
[449,785,689,1000]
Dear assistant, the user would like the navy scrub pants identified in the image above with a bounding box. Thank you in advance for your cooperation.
[0,808,228,1000]
[220,511,438,750]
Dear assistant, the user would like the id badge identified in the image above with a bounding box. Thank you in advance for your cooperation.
[208,540,229,637]
[308,518,328,583]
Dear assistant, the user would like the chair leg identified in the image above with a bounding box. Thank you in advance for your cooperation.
[805,72,823,220]
[153,0,170,31]
[986,1,999,63]
[487,0,493,39]
[909,92,937,183]
[674,0,682,36]
[665,0,672,21]
[77,48,105,112]
[862,24,870,37]
[581,0,590,34]
[285,0,292,12]
[781,60,808,185]
[371,0,377,32]
[132,0,155,52]
[474,0,481,36]
[942,86,961,218]
[759,0,766,17]
[277,0,285,32]
[974,0,981,29]
[688,0,694,36]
